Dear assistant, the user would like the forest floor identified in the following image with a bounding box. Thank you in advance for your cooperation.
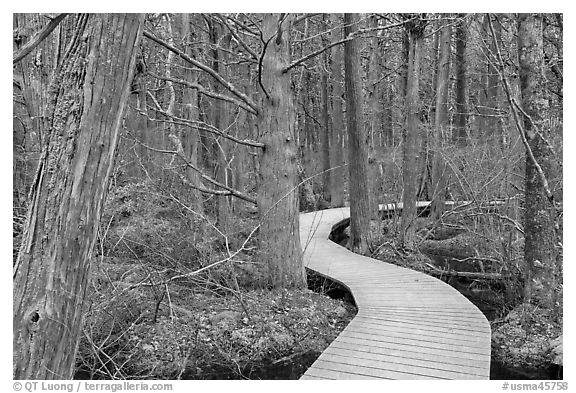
[74,183,356,380]
[356,216,563,379]
[78,260,356,380]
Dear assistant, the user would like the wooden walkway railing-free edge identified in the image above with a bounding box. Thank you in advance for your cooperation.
[299,204,491,380]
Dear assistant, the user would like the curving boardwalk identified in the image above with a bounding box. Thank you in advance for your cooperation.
[299,204,491,380]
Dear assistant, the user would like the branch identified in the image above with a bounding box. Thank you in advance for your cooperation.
[142,96,264,149]
[143,29,258,114]
[13,13,68,64]
[148,71,257,115]
[216,13,259,60]
[134,134,257,205]
[424,263,509,280]
[282,17,413,73]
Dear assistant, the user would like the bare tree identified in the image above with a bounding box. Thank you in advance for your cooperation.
[400,16,426,249]
[257,14,306,288]
[329,13,346,208]
[453,14,468,144]
[344,13,372,253]
[430,18,452,221]
[516,13,558,307]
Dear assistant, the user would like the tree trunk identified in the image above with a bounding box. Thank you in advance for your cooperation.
[368,15,382,156]
[330,14,345,208]
[453,15,468,144]
[517,13,557,307]
[257,14,305,289]
[209,20,232,232]
[485,14,503,143]
[401,18,425,249]
[400,29,410,99]
[430,19,452,221]
[13,13,143,379]
[344,13,372,254]
[320,38,331,204]
[13,14,63,202]
[180,14,203,214]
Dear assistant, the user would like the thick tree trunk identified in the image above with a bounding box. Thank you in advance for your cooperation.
[13,13,143,379]
[453,15,468,144]
[344,13,372,254]
[13,14,62,202]
[401,18,425,249]
[330,14,345,208]
[430,19,452,221]
[517,14,557,307]
[257,14,305,289]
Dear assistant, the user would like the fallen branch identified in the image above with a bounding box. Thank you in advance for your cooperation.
[424,262,507,280]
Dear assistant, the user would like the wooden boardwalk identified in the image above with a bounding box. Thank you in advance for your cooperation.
[299,204,491,380]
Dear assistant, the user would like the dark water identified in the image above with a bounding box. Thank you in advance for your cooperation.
[421,255,562,380]
[177,351,321,380]
[331,224,562,381]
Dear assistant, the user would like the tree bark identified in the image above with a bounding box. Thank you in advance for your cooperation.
[257,13,305,289]
[320,32,331,204]
[330,13,345,208]
[367,15,382,156]
[430,19,452,221]
[484,14,503,143]
[453,15,468,144]
[13,13,144,379]
[209,20,232,232]
[517,13,557,307]
[180,14,204,214]
[401,17,426,249]
[344,13,372,254]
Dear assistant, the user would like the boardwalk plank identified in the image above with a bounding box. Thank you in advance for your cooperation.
[299,207,491,380]
[318,351,484,379]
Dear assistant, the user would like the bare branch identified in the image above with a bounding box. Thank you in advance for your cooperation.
[216,13,259,60]
[13,13,68,64]
[143,29,259,114]
[141,95,264,148]
[134,134,257,205]
[283,17,413,73]
[148,71,257,115]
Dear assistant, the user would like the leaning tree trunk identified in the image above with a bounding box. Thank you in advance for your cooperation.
[257,13,305,289]
[344,13,372,254]
[517,13,558,308]
[13,13,144,379]
[401,18,425,249]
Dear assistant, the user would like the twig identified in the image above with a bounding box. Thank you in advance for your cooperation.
[143,30,258,114]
